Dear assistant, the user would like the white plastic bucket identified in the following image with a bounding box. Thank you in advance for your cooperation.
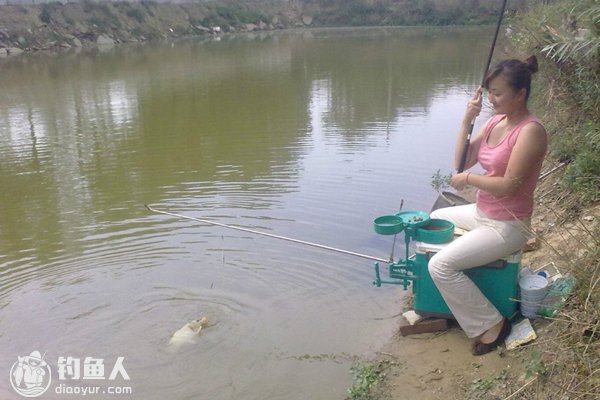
[519,274,549,318]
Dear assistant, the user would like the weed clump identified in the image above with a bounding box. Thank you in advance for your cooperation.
[511,0,600,208]
[347,361,390,400]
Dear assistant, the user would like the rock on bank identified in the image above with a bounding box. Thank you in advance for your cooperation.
[0,1,313,55]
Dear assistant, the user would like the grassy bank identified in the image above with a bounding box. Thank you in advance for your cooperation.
[299,0,503,27]
[513,0,600,205]
[501,1,600,398]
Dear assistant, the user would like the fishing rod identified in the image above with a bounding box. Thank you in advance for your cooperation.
[457,0,509,173]
[145,204,392,264]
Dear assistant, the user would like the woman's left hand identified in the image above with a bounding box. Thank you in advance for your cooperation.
[451,172,470,191]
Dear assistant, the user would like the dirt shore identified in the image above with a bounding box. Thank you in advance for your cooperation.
[372,324,527,400]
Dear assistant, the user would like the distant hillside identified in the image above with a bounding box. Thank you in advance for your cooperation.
[298,0,503,26]
[0,0,505,54]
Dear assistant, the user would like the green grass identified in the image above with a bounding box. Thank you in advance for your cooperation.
[510,0,600,206]
[346,361,387,400]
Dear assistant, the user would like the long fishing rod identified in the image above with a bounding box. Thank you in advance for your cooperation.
[145,205,392,263]
[457,0,509,173]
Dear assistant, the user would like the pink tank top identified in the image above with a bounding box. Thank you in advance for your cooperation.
[476,114,546,220]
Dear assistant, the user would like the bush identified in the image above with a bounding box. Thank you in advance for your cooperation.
[563,123,600,203]
[40,4,52,24]
[510,0,600,204]
[126,8,146,24]
[88,16,105,30]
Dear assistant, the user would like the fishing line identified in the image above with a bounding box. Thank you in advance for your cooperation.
[146,205,391,263]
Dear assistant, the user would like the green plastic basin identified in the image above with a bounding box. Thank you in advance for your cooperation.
[374,215,404,235]
[415,219,455,244]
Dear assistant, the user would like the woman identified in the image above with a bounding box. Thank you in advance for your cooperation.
[429,56,548,356]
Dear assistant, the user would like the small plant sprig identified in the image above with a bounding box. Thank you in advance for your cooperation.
[525,351,549,379]
[430,169,453,193]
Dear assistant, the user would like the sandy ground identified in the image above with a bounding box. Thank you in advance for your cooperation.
[372,324,526,400]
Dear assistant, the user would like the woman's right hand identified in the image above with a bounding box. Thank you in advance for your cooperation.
[464,87,483,123]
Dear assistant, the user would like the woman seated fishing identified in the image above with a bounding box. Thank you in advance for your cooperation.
[429,56,548,356]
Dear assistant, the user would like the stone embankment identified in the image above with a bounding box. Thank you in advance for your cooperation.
[0,1,311,56]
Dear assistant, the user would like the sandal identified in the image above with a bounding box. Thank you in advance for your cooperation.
[472,318,512,356]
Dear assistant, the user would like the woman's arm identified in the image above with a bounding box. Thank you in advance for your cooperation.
[454,88,485,170]
[452,122,547,195]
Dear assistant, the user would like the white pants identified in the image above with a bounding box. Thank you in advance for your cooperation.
[429,204,531,338]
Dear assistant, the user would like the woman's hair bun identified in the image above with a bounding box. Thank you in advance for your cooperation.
[524,55,538,74]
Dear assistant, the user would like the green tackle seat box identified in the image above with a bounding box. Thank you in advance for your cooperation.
[412,240,521,319]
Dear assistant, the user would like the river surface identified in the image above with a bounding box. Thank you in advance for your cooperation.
[0,27,492,399]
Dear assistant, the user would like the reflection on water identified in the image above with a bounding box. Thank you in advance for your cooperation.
[0,27,491,399]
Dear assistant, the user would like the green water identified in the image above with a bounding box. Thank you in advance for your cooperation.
[0,27,492,399]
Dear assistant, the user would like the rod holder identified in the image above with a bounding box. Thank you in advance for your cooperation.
[373,260,417,290]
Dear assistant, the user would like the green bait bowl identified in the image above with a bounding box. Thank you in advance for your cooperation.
[396,210,430,228]
[415,218,455,244]
[374,215,405,235]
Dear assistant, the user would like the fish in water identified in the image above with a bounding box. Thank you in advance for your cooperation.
[168,317,209,347]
